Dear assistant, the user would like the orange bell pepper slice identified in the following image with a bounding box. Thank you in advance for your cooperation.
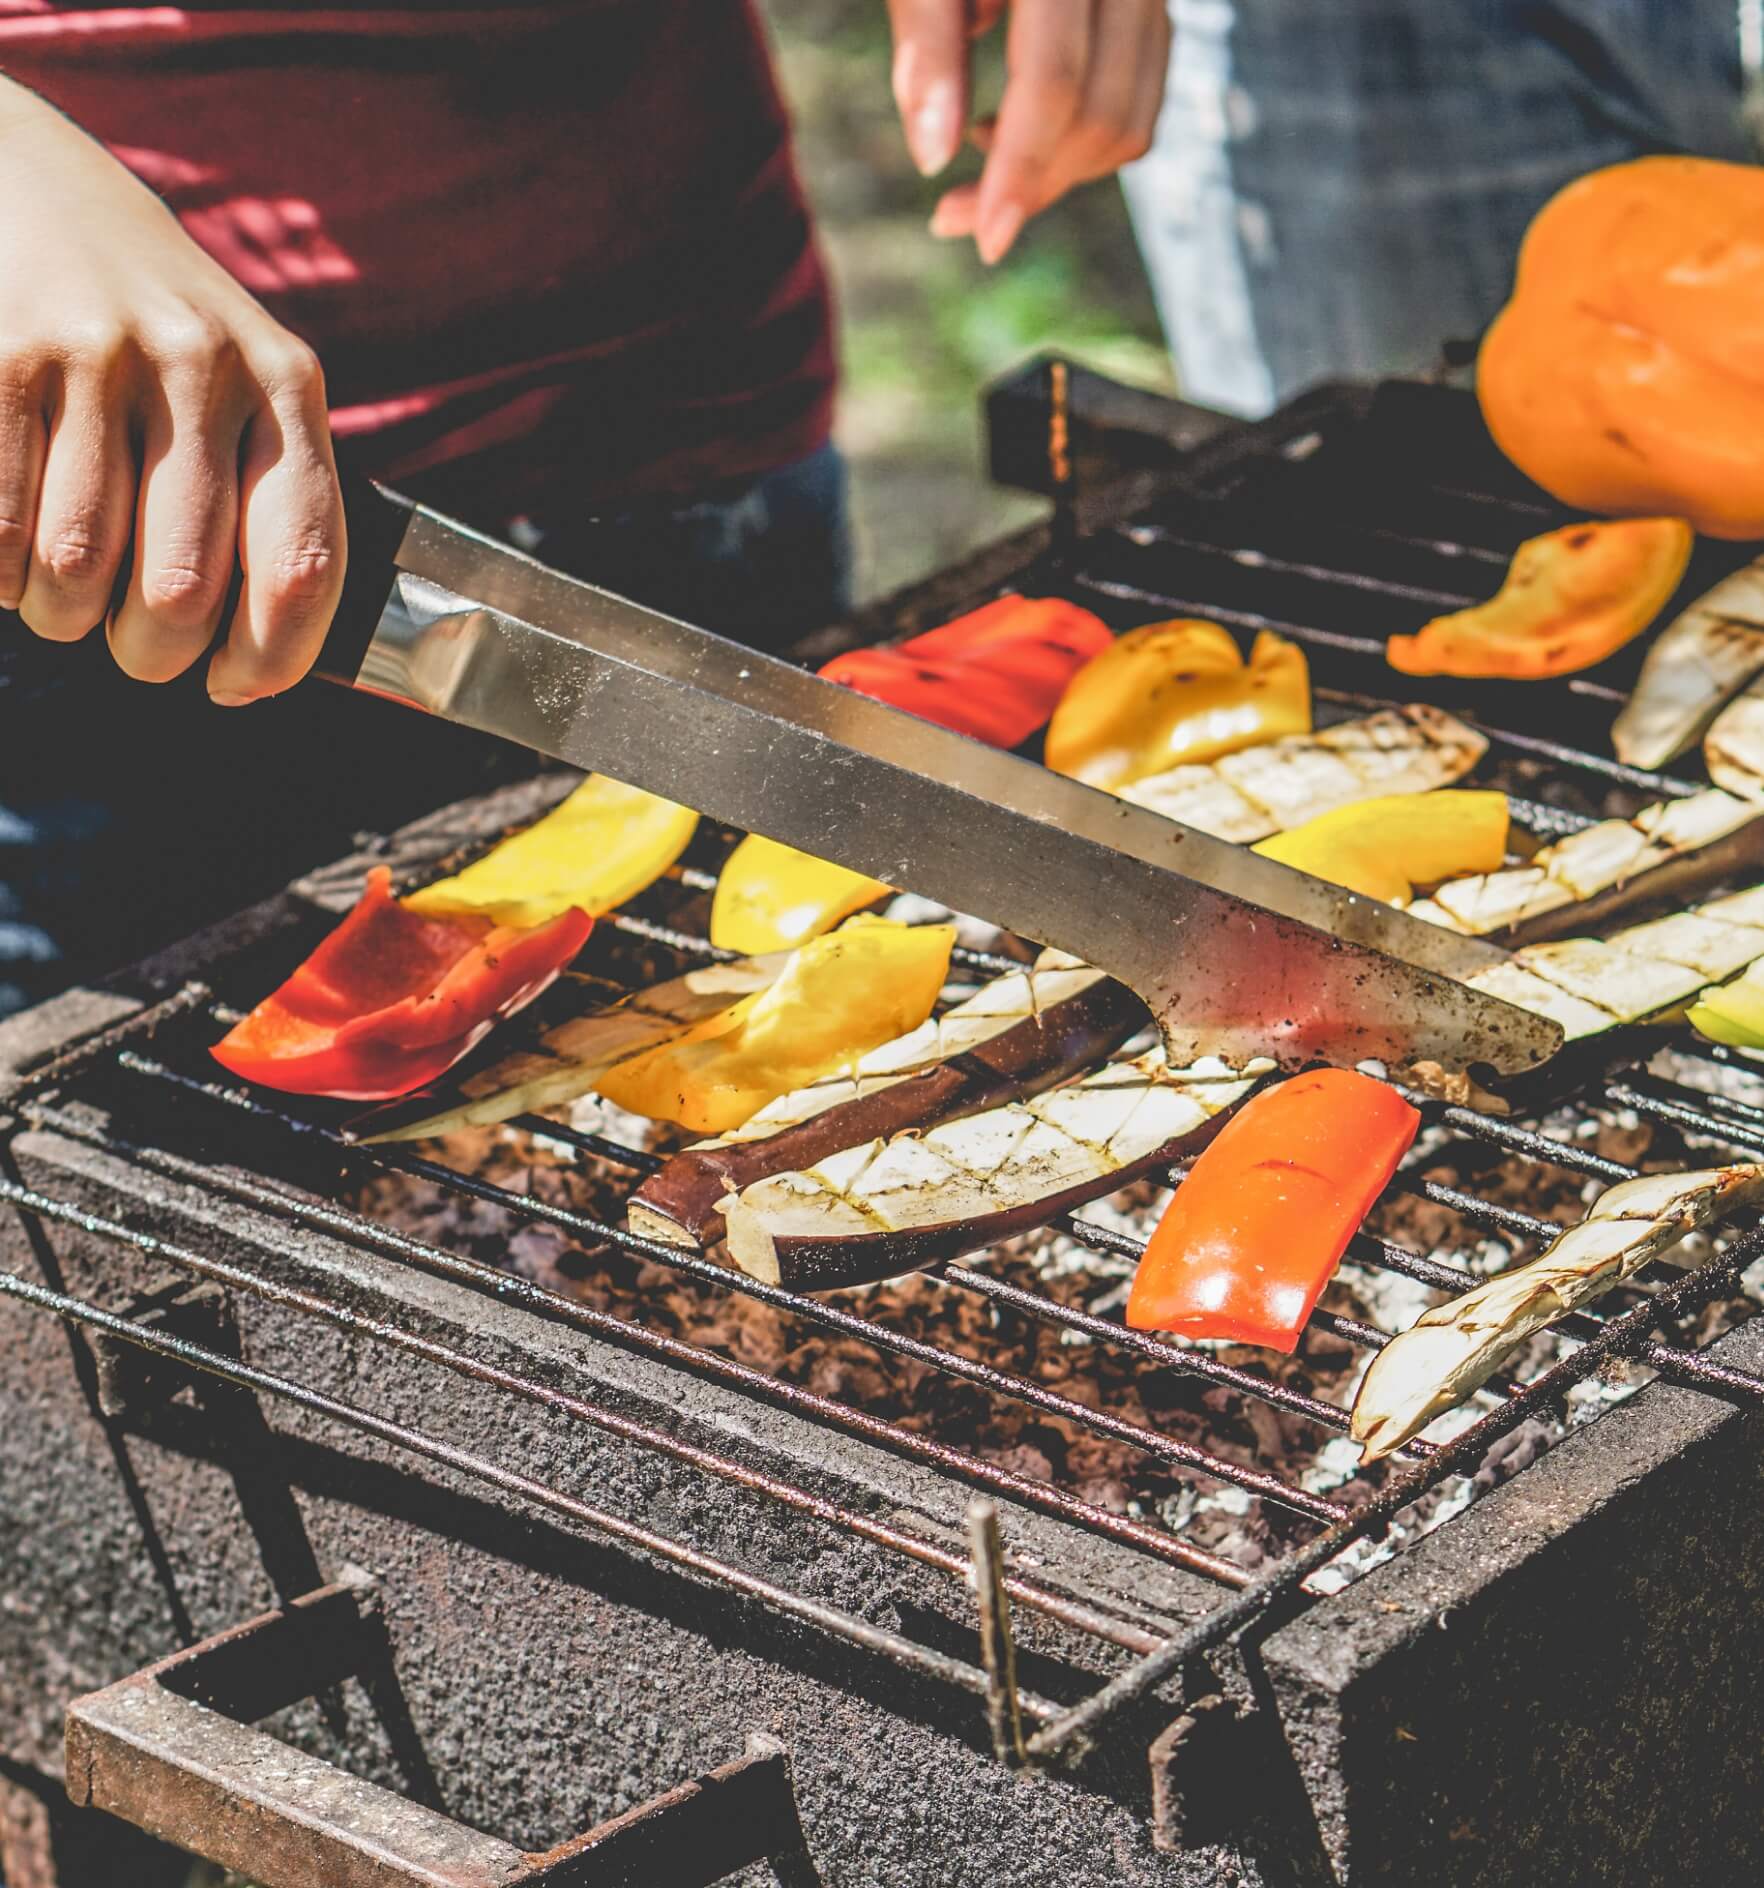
[1387,518,1692,680]
[1126,1068,1420,1351]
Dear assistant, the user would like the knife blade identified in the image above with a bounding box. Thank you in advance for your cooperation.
[317,483,1559,1077]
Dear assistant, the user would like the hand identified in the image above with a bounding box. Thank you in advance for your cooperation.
[0,77,345,704]
[887,0,1172,264]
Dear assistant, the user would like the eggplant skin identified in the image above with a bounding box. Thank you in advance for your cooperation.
[630,972,1144,1249]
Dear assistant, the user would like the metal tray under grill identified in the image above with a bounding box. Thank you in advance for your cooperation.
[5,374,1764,1888]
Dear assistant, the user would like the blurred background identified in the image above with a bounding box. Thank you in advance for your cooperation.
[762,0,1173,601]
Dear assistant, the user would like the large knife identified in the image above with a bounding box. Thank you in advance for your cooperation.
[317,484,1559,1077]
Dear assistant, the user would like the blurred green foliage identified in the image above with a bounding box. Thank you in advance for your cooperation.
[762,0,1171,597]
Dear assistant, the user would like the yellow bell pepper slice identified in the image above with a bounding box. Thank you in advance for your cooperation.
[405,775,697,928]
[1253,791,1510,906]
[710,834,888,954]
[1689,962,1764,1048]
[598,915,955,1135]
[1045,621,1311,790]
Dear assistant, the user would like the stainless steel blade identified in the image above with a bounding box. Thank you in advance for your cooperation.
[345,504,1559,1076]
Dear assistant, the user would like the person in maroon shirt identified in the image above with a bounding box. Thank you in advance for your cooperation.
[0,1,1168,1016]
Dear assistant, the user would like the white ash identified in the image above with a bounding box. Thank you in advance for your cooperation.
[880,892,1008,956]
[563,1092,672,1154]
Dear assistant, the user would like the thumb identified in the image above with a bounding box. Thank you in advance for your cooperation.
[888,0,968,176]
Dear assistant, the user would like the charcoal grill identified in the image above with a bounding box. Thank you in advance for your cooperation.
[6,368,1764,1888]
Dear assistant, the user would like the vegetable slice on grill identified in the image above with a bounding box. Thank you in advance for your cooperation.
[820,594,1112,748]
[628,954,1144,1248]
[1687,954,1764,1048]
[212,867,592,1100]
[1352,1163,1764,1460]
[1120,704,1487,841]
[1124,1069,1421,1352]
[1409,787,1764,939]
[1045,621,1310,790]
[357,951,791,1141]
[710,596,1109,952]
[710,837,887,954]
[722,1048,1270,1290]
[598,915,955,1136]
[1611,556,1764,769]
[1386,518,1692,680]
[403,774,697,927]
[1252,791,1509,906]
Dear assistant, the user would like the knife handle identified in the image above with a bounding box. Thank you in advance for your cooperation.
[314,478,418,686]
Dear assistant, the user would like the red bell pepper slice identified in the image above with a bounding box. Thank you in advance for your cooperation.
[212,867,592,1100]
[1126,1068,1420,1352]
[818,595,1112,748]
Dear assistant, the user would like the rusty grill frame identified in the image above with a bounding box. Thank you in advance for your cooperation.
[9,369,1764,1877]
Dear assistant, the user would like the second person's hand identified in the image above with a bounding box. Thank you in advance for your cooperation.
[887,0,1172,264]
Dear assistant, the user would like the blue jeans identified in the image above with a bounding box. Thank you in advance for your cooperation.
[0,442,850,1017]
[1125,0,1751,414]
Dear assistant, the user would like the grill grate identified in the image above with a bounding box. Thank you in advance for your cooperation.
[8,376,1764,1766]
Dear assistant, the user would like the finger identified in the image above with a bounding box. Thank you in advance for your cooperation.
[967,112,998,155]
[18,359,136,645]
[108,369,247,684]
[975,0,1094,262]
[887,0,968,176]
[930,183,980,239]
[1125,3,1174,164]
[1065,0,1153,181]
[0,365,47,611]
[208,343,344,705]
[969,0,1008,38]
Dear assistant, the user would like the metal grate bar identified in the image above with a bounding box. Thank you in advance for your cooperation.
[0,1252,1064,1718]
[1107,522,1481,609]
[109,1049,1355,1525]
[19,1094,1249,1593]
[0,1171,1165,1659]
[1022,1217,1764,1759]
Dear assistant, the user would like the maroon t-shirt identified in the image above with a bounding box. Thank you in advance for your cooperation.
[0,3,837,517]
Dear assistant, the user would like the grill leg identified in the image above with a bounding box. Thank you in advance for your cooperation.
[1,1759,189,1888]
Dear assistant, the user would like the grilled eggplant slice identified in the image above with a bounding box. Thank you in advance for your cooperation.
[1458,883,1764,1039]
[1352,1164,1764,1460]
[1704,672,1764,802]
[722,1049,1270,1290]
[1419,788,1764,942]
[1120,704,1486,842]
[629,954,1143,1249]
[1611,557,1764,768]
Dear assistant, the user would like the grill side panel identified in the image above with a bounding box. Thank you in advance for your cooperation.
[0,1125,1245,1888]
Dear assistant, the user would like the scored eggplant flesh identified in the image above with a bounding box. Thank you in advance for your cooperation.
[1412,787,1764,944]
[1459,880,1764,1039]
[1704,673,1764,802]
[1610,557,1764,769]
[628,954,1144,1249]
[722,1048,1271,1291]
[1120,703,1485,842]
